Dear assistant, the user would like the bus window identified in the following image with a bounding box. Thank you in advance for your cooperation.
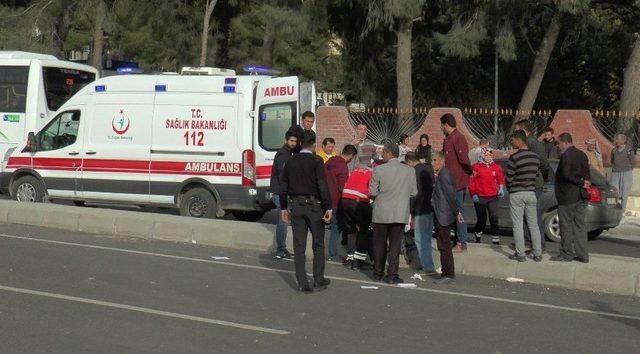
[0,66,29,113]
[42,67,95,111]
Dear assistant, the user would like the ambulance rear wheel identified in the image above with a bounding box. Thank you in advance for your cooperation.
[12,175,47,203]
[180,188,217,218]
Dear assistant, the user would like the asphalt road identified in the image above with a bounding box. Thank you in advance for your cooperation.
[0,223,638,353]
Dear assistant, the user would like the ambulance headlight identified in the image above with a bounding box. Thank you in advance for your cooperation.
[3,147,15,162]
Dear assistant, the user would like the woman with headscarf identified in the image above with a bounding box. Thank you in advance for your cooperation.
[416,133,432,164]
[584,139,604,175]
[469,147,504,245]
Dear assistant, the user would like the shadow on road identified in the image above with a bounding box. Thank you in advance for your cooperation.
[257,254,298,291]
[591,300,640,333]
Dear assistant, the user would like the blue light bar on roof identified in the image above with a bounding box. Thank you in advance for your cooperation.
[224,77,237,85]
[242,65,281,75]
[155,84,167,92]
[117,67,143,74]
[223,86,236,93]
[95,85,106,92]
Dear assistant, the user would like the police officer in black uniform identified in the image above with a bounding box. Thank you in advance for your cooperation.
[280,132,333,293]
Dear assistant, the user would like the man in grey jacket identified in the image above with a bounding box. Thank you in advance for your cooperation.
[431,151,458,284]
[369,143,418,284]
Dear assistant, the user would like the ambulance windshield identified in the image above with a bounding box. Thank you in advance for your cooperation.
[258,102,296,151]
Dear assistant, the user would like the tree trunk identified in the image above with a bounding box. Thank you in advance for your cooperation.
[199,0,218,66]
[618,34,640,133]
[90,0,107,71]
[396,18,413,115]
[262,22,276,67]
[516,11,561,122]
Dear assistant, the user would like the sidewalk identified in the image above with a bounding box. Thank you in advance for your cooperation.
[0,200,638,297]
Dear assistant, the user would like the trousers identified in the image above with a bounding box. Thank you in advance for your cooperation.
[473,196,499,236]
[524,187,546,249]
[434,218,455,278]
[290,201,326,286]
[610,171,633,212]
[272,196,288,253]
[558,202,589,261]
[510,191,542,257]
[341,199,372,256]
[372,223,404,278]
[455,189,468,245]
[414,213,435,272]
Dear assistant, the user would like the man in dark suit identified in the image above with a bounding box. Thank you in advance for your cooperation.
[280,133,333,292]
[431,151,459,284]
[550,133,591,263]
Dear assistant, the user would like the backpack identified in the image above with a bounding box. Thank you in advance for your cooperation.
[402,230,423,271]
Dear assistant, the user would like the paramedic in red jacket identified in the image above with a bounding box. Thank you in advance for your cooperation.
[341,165,373,268]
[469,147,505,245]
[325,144,358,260]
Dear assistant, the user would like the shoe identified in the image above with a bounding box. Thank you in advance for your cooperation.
[532,255,542,262]
[574,257,589,264]
[549,255,572,262]
[423,270,440,277]
[508,253,526,262]
[283,250,294,259]
[452,243,466,253]
[433,276,455,285]
[314,278,331,290]
[474,232,483,243]
[373,274,384,282]
[274,252,285,260]
[297,283,313,293]
[386,276,404,285]
[353,251,368,261]
[491,236,500,245]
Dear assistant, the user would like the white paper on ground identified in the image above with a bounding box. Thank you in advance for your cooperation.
[506,277,525,283]
[410,273,423,281]
[361,285,379,289]
[211,256,230,260]
[397,283,417,288]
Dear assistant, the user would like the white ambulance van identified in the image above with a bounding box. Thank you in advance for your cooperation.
[1,71,316,220]
[0,51,98,166]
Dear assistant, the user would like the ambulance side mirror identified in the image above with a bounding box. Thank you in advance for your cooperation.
[23,132,38,153]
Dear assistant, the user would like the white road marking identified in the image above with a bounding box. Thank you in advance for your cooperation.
[0,284,289,335]
[1,233,639,322]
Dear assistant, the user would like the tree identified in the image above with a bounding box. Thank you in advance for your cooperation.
[91,0,108,70]
[363,0,425,112]
[199,0,219,66]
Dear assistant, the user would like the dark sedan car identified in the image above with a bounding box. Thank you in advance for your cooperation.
[462,159,623,243]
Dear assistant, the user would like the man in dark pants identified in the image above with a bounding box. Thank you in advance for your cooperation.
[431,151,458,284]
[269,129,297,259]
[280,134,333,292]
[369,143,417,284]
[550,133,591,263]
[513,120,550,251]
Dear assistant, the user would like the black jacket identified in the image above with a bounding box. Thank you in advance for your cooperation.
[555,146,590,205]
[411,163,434,215]
[280,152,332,212]
[432,168,458,226]
[416,145,432,164]
[269,145,293,195]
[526,136,550,187]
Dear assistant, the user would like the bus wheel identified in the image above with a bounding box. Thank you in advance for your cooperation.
[179,188,217,218]
[12,175,47,203]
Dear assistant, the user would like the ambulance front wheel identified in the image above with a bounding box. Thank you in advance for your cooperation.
[179,188,217,218]
[12,175,47,203]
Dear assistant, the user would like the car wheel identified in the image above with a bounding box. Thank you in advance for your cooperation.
[543,210,561,243]
[12,175,47,203]
[73,200,86,207]
[179,187,217,218]
[588,228,604,240]
[231,210,265,222]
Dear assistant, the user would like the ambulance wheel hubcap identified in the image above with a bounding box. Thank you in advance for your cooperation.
[188,197,207,217]
[16,184,37,202]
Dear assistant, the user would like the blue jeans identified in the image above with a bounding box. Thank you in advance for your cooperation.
[273,196,288,253]
[414,213,435,272]
[456,189,468,245]
[328,211,341,259]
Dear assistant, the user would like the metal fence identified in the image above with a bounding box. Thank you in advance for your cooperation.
[591,111,639,146]
[462,108,554,149]
[348,108,429,144]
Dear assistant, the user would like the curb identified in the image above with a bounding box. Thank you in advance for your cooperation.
[0,200,638,297]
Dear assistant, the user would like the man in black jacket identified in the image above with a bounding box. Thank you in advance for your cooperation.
[290,111,316,152]
[269,129,297,259]
[280,134,333,292]
[405,152,437,275]
[550,133,591,263]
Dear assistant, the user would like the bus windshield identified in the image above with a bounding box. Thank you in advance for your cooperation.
[43,67,95,111]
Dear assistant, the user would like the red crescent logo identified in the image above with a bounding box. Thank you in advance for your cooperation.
[112,116,130,135]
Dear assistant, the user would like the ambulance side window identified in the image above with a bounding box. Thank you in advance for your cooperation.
[258,102,296,151]
[0,66,29,113]
[38,110,80,151]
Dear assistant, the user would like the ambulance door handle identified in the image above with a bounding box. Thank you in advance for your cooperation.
[85,151,97,155]
[68,151,79,156]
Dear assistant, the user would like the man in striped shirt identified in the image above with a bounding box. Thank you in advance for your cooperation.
[506,130,543,262]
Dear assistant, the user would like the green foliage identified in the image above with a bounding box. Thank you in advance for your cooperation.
[434,11,488,60]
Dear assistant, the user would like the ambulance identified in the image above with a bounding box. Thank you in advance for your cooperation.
[0,51,98,165]
[0,69,316,220]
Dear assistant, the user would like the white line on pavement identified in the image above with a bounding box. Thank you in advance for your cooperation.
[0,284,290,335]
[2,233,640,322]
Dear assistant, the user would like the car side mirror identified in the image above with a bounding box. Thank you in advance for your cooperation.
[22,132,38,153]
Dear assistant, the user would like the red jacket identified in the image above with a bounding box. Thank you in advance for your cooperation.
[342,167,372,203]
[443,129,472,190]
[469,162,504,197]
[325,156,349,210]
